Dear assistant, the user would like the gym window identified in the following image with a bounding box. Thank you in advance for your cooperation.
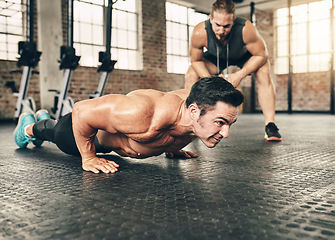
[274,0,331,74]
[73,0,139,70]
[0,0,24,61]
[166,2,207,74]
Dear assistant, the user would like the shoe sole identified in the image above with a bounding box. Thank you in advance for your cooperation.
[264,134,282,142]
[35,109,50,121]
[13,112,33,148]
[13,113,24,138]
[266,137,282,142]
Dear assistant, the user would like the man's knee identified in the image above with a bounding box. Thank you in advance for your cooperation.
[255,62,272,85]
[185,65,198,80]
[32,119,56,142]
[185,66,199,89]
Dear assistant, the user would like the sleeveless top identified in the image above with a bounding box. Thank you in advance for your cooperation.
[205,17,250,71]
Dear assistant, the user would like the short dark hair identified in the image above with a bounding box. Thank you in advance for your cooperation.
[186,76,244,115]
[211,0,236,16]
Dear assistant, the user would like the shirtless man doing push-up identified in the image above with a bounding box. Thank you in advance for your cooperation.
[14,76,244,174]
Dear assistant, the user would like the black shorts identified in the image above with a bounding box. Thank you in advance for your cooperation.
[33,113,110,157]
[203,51,252,73]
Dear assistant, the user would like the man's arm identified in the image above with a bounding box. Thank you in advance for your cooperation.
[165,150,198,158]
[226,20,268,87]
[189,22,211,79]
[72,94,152,173]
[164,140,198,159]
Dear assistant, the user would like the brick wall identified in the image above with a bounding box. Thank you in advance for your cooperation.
[275,74,288,111]
[0,0,184,120]
[0,1,333,120]
[292,72,331,111]
[240,10,333,113]
[238,11,275,112]
[65,0,184,104]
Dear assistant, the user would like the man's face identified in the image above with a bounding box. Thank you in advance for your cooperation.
[210,11,234,42]
[190,101,238,148]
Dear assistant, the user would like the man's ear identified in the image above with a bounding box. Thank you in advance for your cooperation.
[188,103,199,119]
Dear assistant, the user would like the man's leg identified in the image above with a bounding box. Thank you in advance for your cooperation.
[17,111,59,147]
[32,109,52,147]
[255,61,281,141]
[255,61,275,124]
[14,111,81,156]
[14,111,39,148]
[13,109,52,148]
[16,111,108,156]
[51,113,81,156]
[185,65,200,90]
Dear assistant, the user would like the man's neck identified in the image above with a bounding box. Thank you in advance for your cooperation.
[173,103,194,135]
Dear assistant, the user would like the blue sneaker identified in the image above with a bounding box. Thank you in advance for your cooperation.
[13,112,36,148]
[32,109,51,147]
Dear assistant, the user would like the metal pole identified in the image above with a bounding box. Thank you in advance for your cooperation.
[96,72,109,96]
[250,2,255,24]
[68,0,74,47]
[331,1,335,114]
[27,0,34,42]
[105,0,113,59]
[92,0,117,98]
[288,0,292,113]
[250,2,256,112]
[14,67,33,119]
[56,69,73,119]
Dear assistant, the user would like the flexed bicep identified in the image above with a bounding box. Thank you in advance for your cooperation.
[243,20,268,59]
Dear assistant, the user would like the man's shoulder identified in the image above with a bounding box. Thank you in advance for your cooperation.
[191,21,207,48]
[127,89,163,98]
[235,16,248,25]
[127,89,183,107]
[128,90,184,130]
[195,20,206,29]
[193,21,207,36]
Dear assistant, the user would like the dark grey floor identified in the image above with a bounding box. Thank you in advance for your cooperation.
[1,114,334,240]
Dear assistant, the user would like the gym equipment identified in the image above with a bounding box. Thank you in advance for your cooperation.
[50,0,80,120]
[249,1,256,113]
[89,0,117,99]
[13,0,41,121]
[331,0,334,114]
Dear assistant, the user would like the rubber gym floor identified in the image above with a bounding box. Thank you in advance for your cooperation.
[0,113,334,240]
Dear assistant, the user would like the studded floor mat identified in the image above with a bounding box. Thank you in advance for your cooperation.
[1,114,334,240]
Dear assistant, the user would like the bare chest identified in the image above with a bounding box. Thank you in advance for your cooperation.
[97,130,194,158]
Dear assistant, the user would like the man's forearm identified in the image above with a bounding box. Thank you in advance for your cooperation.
[240,55,267,77]
[75,136,97,160]
[191,61,211,78]
[72,105,98,161]
[223,55,267,87]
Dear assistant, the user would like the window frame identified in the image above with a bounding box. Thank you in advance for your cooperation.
[0,0,25,61]
[73,0,140,70]
[274,0,332,74]
[166,1,208,74]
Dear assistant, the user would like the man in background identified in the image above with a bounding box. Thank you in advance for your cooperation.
[185,0,281,141]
